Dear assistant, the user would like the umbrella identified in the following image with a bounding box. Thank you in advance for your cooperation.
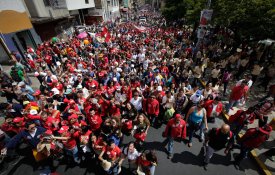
[77,32,88,39]
[52,37,58,43]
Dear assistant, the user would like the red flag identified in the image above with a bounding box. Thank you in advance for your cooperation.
[105,33,111,43]
[101,27,108,37]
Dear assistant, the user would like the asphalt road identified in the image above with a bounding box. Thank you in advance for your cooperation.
[0,66,261,175]
[3,118,261,175]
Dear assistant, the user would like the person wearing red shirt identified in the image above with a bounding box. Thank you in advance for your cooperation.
[228,107,256,136]
[58,126,80,164]
[98,139,121,174]
[234,125,272,167]
[162,114,186,159]
[204,97,223,123]
[87,109,103,134]
[144,95,159,126]
[91,134,106,156]
[1,117,25,136]
[137,150,158,175]
[226,81,248,113]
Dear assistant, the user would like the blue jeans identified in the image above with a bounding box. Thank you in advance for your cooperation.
[106,163,119,175]
[226,100,240,113]
[65,146,80,163]
[188,121,204,143]
[167,137,174,154]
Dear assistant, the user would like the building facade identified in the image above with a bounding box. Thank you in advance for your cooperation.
[87,0,120,23]
[0,0,41,63]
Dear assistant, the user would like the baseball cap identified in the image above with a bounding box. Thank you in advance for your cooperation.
[30,109,38,115]
[68,114,78,120]
[33,90,41,96]
[175,114,181,119]
[58,126,69,134]
[13,117,24,123]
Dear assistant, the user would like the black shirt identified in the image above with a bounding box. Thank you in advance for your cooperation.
[208,128,234,150]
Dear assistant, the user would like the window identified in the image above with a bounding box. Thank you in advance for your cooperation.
[85,0,89,4]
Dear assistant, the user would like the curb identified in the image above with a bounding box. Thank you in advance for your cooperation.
[222,112,272,175]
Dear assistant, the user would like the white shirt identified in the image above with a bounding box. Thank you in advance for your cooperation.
[190,93,204,104]
[29,128,37,138]
[236,79,253,88]
[123,148,140,161]
[211,69,220,78]
[130,97,142,111]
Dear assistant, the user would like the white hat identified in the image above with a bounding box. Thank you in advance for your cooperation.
[51,88,60,95]
[113,77,117,82]
[237,48,242,52]
[157,86,162,91]
[131,64,135,68]
[30,109,38,115]
[56,61,61,66]
[12,82,17,86]
[67,85,72,89]
[18,82,25,87]
[34,72,39,77]
[76,84,83,89]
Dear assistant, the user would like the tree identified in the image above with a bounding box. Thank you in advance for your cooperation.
[211,0,275,40]
[161,0,275,40]
[161,0,188,21]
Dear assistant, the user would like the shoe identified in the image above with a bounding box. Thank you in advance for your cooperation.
[203,163,208,170]
[267,156,275,162]
[188,143,192,147]
[233,161,240,170]
[167,154,172,159]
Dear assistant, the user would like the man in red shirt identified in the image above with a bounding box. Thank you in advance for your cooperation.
[98,139,121,174]
[144,95,160,127]
[162,114,186,159]
[58,126,80,164]
[226,81,248,113]
[234,124,272,168]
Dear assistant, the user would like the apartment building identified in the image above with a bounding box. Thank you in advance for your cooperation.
[87,0,120,23]
[0,0,41,63]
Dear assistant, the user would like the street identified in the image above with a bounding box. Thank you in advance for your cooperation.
[0,71,261,175]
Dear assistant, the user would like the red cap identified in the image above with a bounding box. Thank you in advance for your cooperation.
[98,72,104,77]
[33,90,41,96]
[175,114,181,119]
[45,130,53,135]
[80,120,87,126]
[13,117,24,123]
[68,114,78,120]
[52,79,58,83]
[69,100,75,105]
[58,126,69,134]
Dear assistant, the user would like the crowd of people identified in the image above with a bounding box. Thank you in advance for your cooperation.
[0,6,274,175]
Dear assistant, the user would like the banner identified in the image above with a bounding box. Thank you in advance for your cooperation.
[200,9,213,26]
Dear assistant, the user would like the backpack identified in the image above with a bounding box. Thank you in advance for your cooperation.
[10,66,22,82]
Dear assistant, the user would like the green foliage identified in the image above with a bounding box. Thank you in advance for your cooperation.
[211,0,275,40]
[162,0,275,40]
[161,0,188,21]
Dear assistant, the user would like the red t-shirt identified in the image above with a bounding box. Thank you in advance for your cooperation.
[102,145,121,161]
[230,86,247,101]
